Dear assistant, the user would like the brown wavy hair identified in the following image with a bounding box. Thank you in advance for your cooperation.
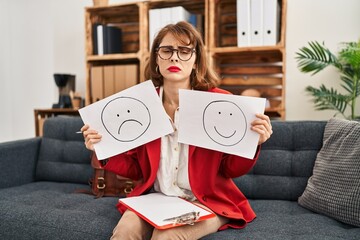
[144,21,220,91]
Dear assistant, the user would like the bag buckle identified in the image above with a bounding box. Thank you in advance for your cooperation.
[124,180,134,194]
[97,177,106,189]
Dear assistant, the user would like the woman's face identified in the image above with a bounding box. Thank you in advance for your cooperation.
[156,33,196,85]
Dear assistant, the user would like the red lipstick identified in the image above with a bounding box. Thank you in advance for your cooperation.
[167,66,181,72]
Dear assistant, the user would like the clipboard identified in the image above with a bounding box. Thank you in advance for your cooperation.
[118,193,216,229]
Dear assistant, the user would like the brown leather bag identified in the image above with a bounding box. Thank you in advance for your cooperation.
[89,153,138,198]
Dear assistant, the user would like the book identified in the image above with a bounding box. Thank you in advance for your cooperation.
[118,193,216,229]
[92,23,100,55]
[237,0,251,47]
[97,24,104,55]
[262,0,280,46]
[92,24,122,55]
[149,6,191,48]
[104,25,122,54]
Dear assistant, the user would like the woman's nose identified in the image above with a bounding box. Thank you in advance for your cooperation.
[170,50,179,62]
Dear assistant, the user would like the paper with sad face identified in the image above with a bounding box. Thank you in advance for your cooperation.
[79,80,173,160]
[178,89,266,159]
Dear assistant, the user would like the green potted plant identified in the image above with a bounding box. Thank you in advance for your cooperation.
[296,40,360,120]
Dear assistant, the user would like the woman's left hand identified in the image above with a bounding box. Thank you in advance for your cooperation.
[251,113,273,145]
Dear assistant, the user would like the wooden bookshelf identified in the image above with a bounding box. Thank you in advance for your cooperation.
[84,0,286,119]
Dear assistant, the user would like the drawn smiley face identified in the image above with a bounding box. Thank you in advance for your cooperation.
[203,100,247,146]
[101,97,151,142]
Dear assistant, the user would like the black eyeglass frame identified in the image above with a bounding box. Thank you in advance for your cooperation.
[155,46,196,61]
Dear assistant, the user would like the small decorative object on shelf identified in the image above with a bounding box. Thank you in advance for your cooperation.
[93,0,108,7]
[52,73,75,109]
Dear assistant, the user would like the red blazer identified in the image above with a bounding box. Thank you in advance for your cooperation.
[104,87,260,230]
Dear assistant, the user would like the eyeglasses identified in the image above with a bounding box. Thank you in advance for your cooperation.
[156,46,196,61]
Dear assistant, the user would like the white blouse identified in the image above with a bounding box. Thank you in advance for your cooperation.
[153,87,195,200]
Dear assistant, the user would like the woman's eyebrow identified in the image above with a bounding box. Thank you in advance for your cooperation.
[158,45,193,49]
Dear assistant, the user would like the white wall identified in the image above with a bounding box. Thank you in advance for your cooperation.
[0,0,92,142]
[0,0,359,142]
[286,0,360,120]
[0,0,55,143]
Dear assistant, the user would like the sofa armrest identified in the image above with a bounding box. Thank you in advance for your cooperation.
[0,137,41,189]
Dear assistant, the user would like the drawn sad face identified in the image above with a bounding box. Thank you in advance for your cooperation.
[101,97,151,142]
[203,100,247,146]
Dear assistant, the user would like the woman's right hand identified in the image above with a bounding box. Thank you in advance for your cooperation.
[80,124,102,151]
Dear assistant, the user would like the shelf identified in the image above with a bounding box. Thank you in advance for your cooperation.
[84,0,287,119]
[86,52,140,62]
[211,45,284,55]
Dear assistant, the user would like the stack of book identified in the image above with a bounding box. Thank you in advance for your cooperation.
[237,0,280,47]
[149,6,203,48]
[92,24,123,55]
[90,64,138,102]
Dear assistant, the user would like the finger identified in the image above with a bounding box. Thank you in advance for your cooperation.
[80,124,89,132]
[83,129,99,139]
[252,119,272,134]
[85,138,101,151]
[253,114,272,132]
[251,125,266,135]
[84,134,102,144]
[251,125,271,143]
[255,113,271,127]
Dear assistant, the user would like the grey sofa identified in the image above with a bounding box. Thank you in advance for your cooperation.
[0,116,359,240]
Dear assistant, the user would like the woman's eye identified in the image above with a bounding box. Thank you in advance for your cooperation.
[180,49,190,54]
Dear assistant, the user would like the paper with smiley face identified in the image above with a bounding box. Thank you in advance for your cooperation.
[178,89,266,159]
[79,80,174,160]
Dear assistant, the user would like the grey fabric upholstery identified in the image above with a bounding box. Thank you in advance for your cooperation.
[234,120,326,200]
[203,200,360,240]
[0,117,359,240]
[298,118,360,227]
[0,137,41,189]
[36,116,92,184]
[0,182,118,240]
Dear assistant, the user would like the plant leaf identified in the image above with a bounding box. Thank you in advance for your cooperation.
[296,41,339,75]
[305,85,350,114]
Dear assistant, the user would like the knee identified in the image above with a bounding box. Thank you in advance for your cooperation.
[151,229,186,240]
[111,225,138,240]
[150,229,168,240]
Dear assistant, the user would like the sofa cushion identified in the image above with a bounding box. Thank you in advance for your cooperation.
[36,116,93,184]
[202,200,360,240]
[234,121,326,201]
[0,182,119,240]
[298,118,360,227]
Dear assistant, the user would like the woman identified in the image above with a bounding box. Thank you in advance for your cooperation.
[82,21,272,240]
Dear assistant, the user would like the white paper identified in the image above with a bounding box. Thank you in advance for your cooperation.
[79,81,174,160]
[119,193,215,229]
[178,89,266,159]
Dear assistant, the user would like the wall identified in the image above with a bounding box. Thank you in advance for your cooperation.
[0,0,92,142]
[0,0,55,142]
[286,0,360,120]
[0,0,359,142]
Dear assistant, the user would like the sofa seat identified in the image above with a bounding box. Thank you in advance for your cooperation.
[0,182,119,240]
[203,199,359,240]
[0,117,358,239]
[2,182,358,240]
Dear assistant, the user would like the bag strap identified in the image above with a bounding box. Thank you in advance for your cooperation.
[91,153,106,198]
